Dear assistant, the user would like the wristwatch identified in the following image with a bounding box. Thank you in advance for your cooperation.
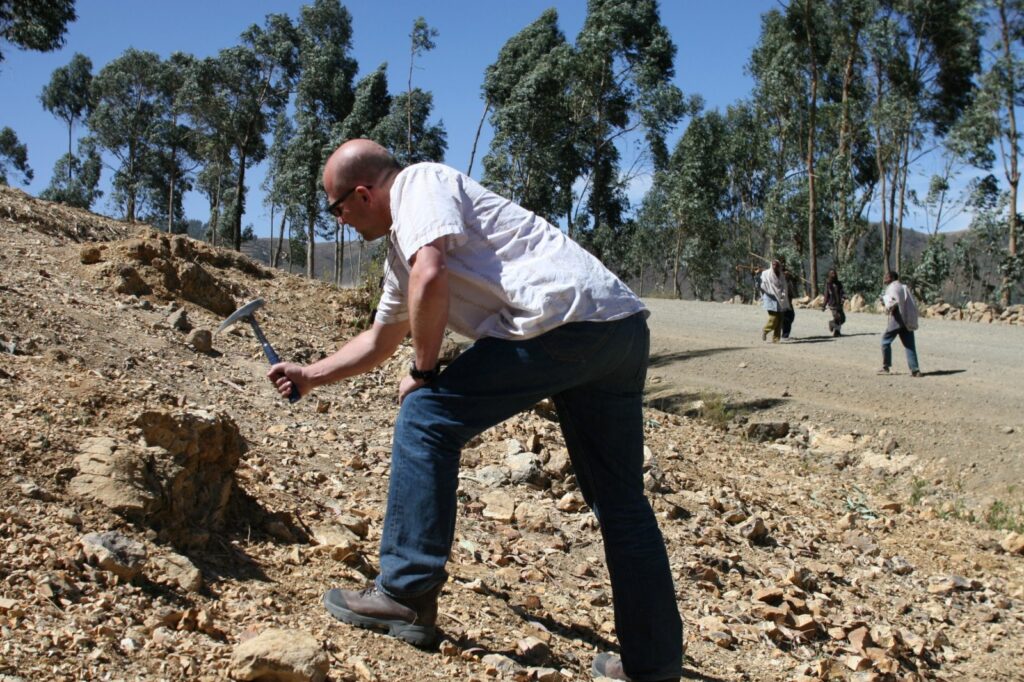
[409,361,440,382]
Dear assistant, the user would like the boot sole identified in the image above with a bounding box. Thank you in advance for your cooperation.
[322,589,437,648]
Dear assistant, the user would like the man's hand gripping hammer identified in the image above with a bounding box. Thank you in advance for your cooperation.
[216,298,300,403]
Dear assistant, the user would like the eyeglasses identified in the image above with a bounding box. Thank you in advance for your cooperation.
[327,184,372,218]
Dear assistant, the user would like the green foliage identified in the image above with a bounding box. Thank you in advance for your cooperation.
[482,10,580,223]
[905,235,951,303]
[984,499,1024,533]
[40,136,102,208]
[0,126,32,185]
[0,0,76,63]
[40,53,92,163]
[698,391,733,430]
[571,0,686,261]
[909,477,929,506]
[371,89,447,165]
[86,48,164,222]
[183,13,299,249]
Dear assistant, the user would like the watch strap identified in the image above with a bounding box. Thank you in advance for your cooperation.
[409,361,440,382]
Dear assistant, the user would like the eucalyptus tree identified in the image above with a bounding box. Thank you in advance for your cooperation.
[86,48,164,222]
[865,0,981,271]
[0,0,75,64]
[659,110,730,299]
[335,64,391,143]
[957,0,1024,304]
[791,0,836,296]
[481,9,581,224]
[184,13,299,250]
[748,9,809,258]
[263,111,295,269]
[146,52,200,232]
[823,0,877,270]
[721,101,774,294]
[39,136,101,208]
[570,0,686,263]
[371,89,447,165]
[40,53,92,179]
[332,64,395,286]
[0,126,31,185]
[291,0,357,280]
[407,18,438,159]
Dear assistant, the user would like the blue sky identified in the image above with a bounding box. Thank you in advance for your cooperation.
[2,0,814,238]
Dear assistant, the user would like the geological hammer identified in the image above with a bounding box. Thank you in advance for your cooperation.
[216,298,300,403]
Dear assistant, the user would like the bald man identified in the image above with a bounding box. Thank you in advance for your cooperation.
[268,140,683,682]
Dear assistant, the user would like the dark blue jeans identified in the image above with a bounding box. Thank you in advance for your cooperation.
[881,326,919,372]
[378,313,683,680]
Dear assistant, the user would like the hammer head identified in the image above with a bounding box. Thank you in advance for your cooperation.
[216,298,265,335]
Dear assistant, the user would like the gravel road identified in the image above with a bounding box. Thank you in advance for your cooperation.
[642,297,1024,505]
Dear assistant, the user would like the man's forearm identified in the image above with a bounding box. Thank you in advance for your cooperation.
[305,322,408,388]
[408,242,449,371]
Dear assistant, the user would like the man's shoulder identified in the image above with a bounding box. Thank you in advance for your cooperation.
[398,162,460,181]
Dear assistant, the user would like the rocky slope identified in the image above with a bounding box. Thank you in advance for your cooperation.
[0,185,1022,682]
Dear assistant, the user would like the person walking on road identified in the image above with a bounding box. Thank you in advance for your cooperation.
[758,259,791,343]
[267,139,683,682]
[822,269,846,337]
[878,271,921,377]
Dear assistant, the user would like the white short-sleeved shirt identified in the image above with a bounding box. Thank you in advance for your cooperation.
[373,163,647,341]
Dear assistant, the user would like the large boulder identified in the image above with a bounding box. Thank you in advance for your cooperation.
[70,409,246,549]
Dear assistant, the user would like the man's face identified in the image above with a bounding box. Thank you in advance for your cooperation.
[324,177,390,241]
[883,272,893,285]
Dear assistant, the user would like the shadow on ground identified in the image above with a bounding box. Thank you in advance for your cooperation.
[644,390,786,418]
[649,347,744,368]
[920,369,966,377]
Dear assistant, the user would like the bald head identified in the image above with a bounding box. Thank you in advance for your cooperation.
[323,139,402,193]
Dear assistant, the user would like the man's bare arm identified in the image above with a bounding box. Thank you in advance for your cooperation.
[268,319,410,398]
[408,238,449,373]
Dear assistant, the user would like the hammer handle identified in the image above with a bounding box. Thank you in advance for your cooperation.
[250,319,301,403]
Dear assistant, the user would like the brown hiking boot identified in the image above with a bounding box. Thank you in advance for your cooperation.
[591,653,680,681]
[323,583,442,648]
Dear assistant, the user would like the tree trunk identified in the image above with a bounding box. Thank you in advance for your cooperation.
[803,0,820,297]
[210,172,222,248]
[894,135,911,271]
[874,63,890,273]
[836,37,857,268]
[233,149,247,251]
[672,222,684,299]
[167,162,176,233]
[67,123,74,183]
[1000,0,1020,306]
[272,210,286,269]
[467,101,490,176]
[306,212,315,279]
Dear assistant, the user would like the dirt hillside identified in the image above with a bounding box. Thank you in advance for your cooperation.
[0,185,1022,682]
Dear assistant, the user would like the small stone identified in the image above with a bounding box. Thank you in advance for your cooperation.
[481,490,516,522]
[516,636,551,666]
[186,329,213,353]
[556,491,586,513]
[746,422,790,442]
[738,516,769,543]
[80,531,147,581]
[167,309,192,332]
[80,245,103,264]
[1000,532,1024,555]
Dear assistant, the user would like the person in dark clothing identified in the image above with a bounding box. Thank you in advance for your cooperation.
[781,266,799,339]
[822,269,846,337]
